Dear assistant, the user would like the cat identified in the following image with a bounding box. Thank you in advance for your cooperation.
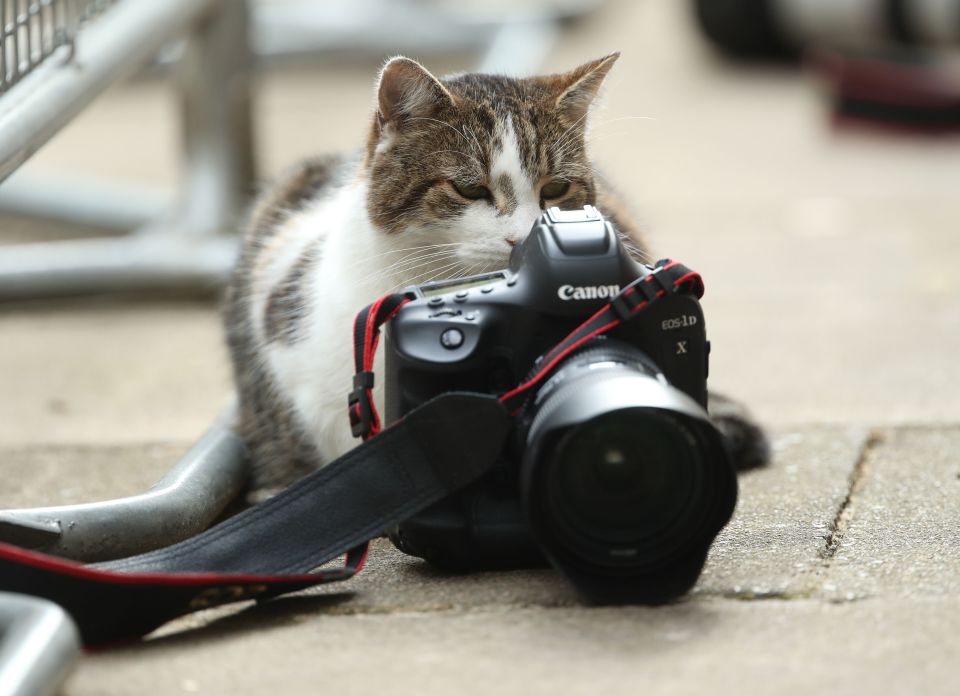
[223,53,769,492]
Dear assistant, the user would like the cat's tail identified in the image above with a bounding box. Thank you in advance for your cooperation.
[708,390,771,470]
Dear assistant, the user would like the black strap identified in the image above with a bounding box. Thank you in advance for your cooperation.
[0,392,510,646]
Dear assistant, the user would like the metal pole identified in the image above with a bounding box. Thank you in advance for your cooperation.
[0,409,249,562]
[0,231,239,298]
[178,0,256,237]
[0,172,168,230]
[0,593,80,696]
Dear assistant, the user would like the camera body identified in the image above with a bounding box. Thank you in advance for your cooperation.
[384,207,734,602]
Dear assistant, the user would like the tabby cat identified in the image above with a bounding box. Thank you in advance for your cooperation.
[223,53,768,491]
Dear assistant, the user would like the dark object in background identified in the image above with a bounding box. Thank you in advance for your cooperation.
[693,0,800,59]
[693,0,960,58]
[812,49,960,134]
[386,207,737,604]
[693,0,960,133]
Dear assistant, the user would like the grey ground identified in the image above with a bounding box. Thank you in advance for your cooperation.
[1,1,958,694]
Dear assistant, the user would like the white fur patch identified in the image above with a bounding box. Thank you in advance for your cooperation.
[453,115,541,268]
[490,116,528,194]
[251,117,546,467]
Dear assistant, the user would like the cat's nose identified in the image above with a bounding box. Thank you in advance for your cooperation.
[504,237,518,247]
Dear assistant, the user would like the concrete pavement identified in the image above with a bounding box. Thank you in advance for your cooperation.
[2,425,957,695]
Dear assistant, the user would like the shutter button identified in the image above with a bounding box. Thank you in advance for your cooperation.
[440,328,464,349]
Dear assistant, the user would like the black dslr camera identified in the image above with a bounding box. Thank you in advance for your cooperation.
[384,207,737,603]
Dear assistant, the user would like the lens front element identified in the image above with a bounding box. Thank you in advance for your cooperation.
[547,409,707,568]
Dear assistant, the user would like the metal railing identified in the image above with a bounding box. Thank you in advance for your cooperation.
[0,0,254,685]
[0,0,117,94]
[0,0,255,297]
[1,0,73,94]
[0,0,606,298]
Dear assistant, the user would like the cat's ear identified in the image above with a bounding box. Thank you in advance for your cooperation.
[376,57,455,125]
[550,52,619,124]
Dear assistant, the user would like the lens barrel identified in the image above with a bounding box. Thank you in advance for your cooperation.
[521,340,737,603]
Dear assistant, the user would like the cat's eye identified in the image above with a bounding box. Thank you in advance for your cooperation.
[540,180,570,200]
[451,181,491,200]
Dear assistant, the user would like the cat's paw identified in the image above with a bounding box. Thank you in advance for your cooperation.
[707,391,770,471]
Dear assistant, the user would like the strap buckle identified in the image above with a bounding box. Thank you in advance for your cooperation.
[348,371,375,439]
[610,276,660,322]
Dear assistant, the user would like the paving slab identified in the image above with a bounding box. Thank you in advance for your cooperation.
[0,442,185,507]
[0,299,231,447]
[68,599,960,696]
[8,426,954,696]
[695,427,867,598]
[822,427,960,599]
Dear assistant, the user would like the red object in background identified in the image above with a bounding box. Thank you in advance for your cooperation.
[810,49,960,135]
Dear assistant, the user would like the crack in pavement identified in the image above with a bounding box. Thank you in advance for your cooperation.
[819,429,886,562]
[699,429,888,605]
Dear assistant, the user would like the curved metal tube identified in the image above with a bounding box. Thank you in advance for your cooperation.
[0,409,250,562]
[0,593,80,696]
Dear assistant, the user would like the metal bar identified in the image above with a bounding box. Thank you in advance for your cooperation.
[1,1,7,90]
[252,0,496,59]
[11,0,19,84]
[23,0,30,74]
[0,172,169,230]
[0,0,219,183]
[177,0,255,237]
[0,410,249,562]
[0,593,80,696]
[0,228,239,298]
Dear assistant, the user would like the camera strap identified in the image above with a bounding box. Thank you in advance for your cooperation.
[0,259,700,647]
[498,259,703,414]
[348,259,704,436]
[0,392,510,646]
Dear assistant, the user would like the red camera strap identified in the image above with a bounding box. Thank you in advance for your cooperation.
[498,260,703,413]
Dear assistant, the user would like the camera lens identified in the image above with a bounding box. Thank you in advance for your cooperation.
[521,339,736,600]
[545,409,706,568]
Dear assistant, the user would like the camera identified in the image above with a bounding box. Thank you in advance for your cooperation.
[384,207,737,603]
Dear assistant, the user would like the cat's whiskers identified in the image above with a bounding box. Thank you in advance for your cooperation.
[379,246,462,270]
[463,125,485,161]
[550,110,591,152]
[452,262,481,280]
[619,236,653,263]
[579,116,656,150]
[380,251,462,282]
[342,255,463,296]
[337,242,464,275]
[422,149,484,169]
[395,259,466,291]
[592,115,656,127]
[552,115,653,164]
[407,117,482,158]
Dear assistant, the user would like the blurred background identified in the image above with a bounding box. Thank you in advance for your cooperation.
[1,0,958,452]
